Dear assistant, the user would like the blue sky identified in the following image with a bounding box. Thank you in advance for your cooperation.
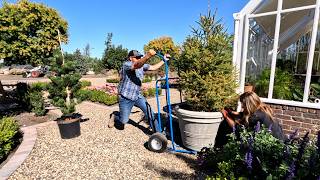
[5,0,248,58]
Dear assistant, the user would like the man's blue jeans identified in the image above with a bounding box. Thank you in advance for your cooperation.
[117,95,160,132]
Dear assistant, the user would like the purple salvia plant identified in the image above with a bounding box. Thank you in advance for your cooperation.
[232,125,236,134]
[297,132,309,161]
[287,129,299,143]
[255,121,261,133]
[286,161,296,180]
[197,154,205,166]
[268,124,273,133]
[317,131,320,155]
[245,136,254,171]
[245,150,253,171]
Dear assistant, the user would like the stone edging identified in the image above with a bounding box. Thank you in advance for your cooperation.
[0,121,55,179]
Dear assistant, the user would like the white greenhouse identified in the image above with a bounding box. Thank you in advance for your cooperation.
[233,0,320,133]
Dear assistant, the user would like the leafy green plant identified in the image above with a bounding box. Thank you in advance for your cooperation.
[309,83,320,102]
[178,12,238,111]
[0,117,20,162]
[199,126,320,179]
[255,68,304,100]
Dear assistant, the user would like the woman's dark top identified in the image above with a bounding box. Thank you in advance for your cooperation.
[248,110,285,141]
[214,110,285,148]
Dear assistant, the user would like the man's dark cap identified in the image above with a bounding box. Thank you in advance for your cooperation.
[128,50,143,58]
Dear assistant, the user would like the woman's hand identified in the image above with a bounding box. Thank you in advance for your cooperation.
[221,109,229,118]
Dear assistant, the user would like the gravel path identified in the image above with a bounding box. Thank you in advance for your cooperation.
[9,89,202,179]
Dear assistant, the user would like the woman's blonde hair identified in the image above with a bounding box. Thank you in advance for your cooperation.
[239,91,273,125]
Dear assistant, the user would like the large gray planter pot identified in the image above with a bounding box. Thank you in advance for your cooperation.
[176,106,223,151]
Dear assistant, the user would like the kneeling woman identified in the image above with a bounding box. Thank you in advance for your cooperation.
[215,91,285,148]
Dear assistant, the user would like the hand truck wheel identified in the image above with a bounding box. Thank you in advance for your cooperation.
[148,132,167,153]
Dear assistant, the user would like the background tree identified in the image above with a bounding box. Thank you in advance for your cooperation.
[83,43,91,58]
[143,36,180,69]
[0,0,68,66]
[102,33,128,71]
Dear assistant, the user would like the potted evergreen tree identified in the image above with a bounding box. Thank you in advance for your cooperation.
[48,55,82,139]
[176,12,238,151]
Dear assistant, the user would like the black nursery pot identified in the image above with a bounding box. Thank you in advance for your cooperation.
[57,117,81,139]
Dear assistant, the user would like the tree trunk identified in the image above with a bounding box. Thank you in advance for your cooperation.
[66,86,71,107]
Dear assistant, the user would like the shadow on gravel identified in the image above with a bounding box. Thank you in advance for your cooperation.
[144,161,206,180]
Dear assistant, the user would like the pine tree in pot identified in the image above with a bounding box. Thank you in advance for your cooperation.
[48,56,82,139]
[176,12,238,151]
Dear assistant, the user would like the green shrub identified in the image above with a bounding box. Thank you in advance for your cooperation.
[29,91,46,116]
[80,80,92,88]
[199,126,320,179]
[142,77,152,83]
[74,89,92,102]
[0,117,20,161]
[89,90,118,105]
[142,88,162,97]
[15,82,46,116]
[106,78,120,83]
[29,82,49,91]
[75,89,118,106]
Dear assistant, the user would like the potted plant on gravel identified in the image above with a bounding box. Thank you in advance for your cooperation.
[176,12,238,151]
[48,56,82,139]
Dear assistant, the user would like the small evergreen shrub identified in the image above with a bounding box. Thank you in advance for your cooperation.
[80,80,92,88]
[142,88,162,97]
[142,76,152,83]
[48,58,82,115]
[0,117,20,162]
[15,82,46,116]
[89,90,118,105]
[29,82,49,91]
[29,91,46,116]
[106,78,120,83]
[74,89,92,102]
[74,89,118,106]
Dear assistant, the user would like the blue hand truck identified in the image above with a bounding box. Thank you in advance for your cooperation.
[146,52,196,154]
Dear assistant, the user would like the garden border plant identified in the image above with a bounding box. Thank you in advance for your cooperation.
[198,124,320,179]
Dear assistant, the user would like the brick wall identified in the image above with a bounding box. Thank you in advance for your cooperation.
[266,103,320,136]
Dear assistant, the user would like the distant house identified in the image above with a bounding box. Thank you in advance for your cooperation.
[233,0,320,135]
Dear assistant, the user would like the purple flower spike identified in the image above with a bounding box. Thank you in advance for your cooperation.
[255,121,261,133]
[245,150,253,170]
[317,131,320,154]
[268,124,273,132]
[232,125,236,134]
[288,129,298,140]
[286,162,295,180]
